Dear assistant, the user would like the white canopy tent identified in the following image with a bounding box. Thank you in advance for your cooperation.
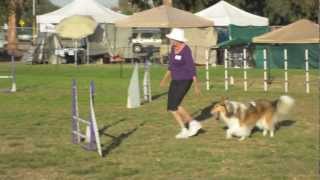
[37,0,126,32]
[49,0,119,8]
[195,0,269,26]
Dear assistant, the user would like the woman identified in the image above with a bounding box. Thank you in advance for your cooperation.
[160,28,202,139]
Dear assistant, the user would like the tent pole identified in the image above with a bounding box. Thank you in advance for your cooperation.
[74,40,78,66]
[87,37,90,64]
[113,25,117,56]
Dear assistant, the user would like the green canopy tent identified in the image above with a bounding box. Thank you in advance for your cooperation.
[219,25,270,48]
[217,25,270,66]
[253,19,320,69]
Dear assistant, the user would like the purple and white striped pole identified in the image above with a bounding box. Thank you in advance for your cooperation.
[243,48,247,92]
[263,49,268,92]
[284,49,288,93]
[305,49,310,94]
[71,79,80,144]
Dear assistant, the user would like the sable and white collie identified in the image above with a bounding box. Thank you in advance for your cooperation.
[211,96,295,141]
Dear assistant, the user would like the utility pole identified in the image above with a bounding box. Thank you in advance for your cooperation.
[32,0,36,44]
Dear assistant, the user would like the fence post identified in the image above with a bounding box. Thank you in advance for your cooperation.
[305,49,310,94]
[224,49,229,91]
[243,48,247,92]
[263,49,268,92]
[284,49,288,93]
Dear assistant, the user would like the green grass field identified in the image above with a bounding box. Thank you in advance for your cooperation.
[0,63,318,179]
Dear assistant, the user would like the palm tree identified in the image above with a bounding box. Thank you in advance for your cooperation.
[6,0,24,55]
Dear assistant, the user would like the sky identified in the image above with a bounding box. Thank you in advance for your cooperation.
[49,0,119,8]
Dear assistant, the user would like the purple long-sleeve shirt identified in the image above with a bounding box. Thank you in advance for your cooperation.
[168,45,196,80]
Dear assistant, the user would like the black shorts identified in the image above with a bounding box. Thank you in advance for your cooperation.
[167,80,193,111]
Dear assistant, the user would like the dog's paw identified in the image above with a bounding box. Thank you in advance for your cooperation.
[226,130,232,139]
[263,130,268,136]
[239,137,246,141]
[270,132,274,138]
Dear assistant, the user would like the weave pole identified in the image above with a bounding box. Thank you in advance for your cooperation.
[10,56,16,92]
[263,49,268,92]
[305,49,310,94]
[224,49,229,91]
[284,49,288,93]
[243,48,247,92]
[205,49,210,90]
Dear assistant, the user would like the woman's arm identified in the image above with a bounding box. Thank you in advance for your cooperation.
[160,70,171,87]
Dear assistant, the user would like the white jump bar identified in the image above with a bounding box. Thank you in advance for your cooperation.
[72,116,90,125]
[0,76,13,79]
[72,131,87,138]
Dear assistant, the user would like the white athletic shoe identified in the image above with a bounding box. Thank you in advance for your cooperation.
[188,120,202,137]
[175,128,189,139]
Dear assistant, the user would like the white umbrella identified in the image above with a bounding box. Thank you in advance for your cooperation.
[56,15,97,65]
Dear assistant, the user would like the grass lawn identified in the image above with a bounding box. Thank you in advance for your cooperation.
[0,63,319,179]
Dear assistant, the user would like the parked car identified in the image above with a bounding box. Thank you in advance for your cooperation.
[0,30,7,49]
[131,28,162,53]
[17,27,32,41]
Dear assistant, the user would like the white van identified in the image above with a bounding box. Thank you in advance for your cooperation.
[131,28,162,53]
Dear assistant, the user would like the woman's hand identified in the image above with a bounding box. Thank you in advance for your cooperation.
[160,71,171,88]
[160,79,167,88]
[194,82,201,96]
[193,76,201,96]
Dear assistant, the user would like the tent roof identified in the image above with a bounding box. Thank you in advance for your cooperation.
[195,0,269,26]
[37,0,126,24]
[253,19,320,44]
[115,5,213,28]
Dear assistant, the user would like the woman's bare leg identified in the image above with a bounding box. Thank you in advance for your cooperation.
[170,111,186,129]
[177,106,193,123]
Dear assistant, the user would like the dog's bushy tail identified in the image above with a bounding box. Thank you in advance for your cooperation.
[276,95,295,115]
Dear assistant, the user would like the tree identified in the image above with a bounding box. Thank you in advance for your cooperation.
[6,0,25,55]
[2,0,58,55]
[264,0,318,25]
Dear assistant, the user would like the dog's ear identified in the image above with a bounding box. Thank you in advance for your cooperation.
[220,96,229,103]
[224,102,234,116]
